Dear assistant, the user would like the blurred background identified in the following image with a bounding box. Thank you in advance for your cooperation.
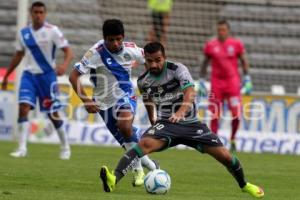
[1,0,300,95]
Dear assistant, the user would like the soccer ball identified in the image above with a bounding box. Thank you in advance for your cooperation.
[144,169,171,194]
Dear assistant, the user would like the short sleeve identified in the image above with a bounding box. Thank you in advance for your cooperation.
[52,26,69,49]
[74,48,100,74]
[175,64,195,90]
[132,44,145,65]
[137,78,144,94]
[15,31,24,51]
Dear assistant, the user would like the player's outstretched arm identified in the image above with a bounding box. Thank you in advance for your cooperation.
[69,69,100,113]
[1,50,24,90]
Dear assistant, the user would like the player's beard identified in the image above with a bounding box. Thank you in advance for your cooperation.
[149,68,163,76]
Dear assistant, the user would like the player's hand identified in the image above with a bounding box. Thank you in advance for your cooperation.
[169,111,185,123]
[241,75,253,95]
[1,77,8,90]
[83,99,100,113]
[197,79,207,97]
[55,64,68,76]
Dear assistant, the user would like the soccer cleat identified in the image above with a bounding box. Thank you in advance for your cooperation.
[132,169,145,187]
[59,148,71,160]
[100,166,116,192]
[230,140,237,153]
[242,182,264,198]
[10,149,27,158]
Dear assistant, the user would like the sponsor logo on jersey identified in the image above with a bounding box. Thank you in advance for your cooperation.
[106,58,112,65]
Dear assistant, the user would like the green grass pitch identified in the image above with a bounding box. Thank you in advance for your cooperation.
[0,141,299,200]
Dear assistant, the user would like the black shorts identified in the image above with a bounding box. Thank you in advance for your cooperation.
[142,120,223,152]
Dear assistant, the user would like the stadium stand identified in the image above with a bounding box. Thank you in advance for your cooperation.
[0,0,17,67]
[0,0,299,94]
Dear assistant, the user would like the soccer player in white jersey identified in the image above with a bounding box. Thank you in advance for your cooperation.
[1,2,73,159]
[69,19,158,186]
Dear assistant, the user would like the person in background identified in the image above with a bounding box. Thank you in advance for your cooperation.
[199,20,252,152]
[147,0,173,47]
[1,1,73,159]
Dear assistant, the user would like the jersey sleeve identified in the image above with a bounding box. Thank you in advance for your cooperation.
[52,26,69,49]
[74,47,100,74]
[175,64,195,90]
[137,78,144,94]
[132,44,145,65]
[15,31,24,51]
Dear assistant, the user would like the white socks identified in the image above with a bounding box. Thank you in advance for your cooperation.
[18,121,29,152]
[141,156,156,171]
[56,126,70,150]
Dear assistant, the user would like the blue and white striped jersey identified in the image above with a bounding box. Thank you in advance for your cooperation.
[74,40,144,110]
[16,22,69,74]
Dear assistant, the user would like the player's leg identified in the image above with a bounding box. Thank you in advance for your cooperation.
[37,71,70,159]
[99,106,146,186]
[161,12,170,46]
[10,103,32,157]
[48,112,71,160]
[203,145,264,198]
[209,87,223,134]
[10,72,36,157]
[100,120,172,192]
[116,109,146,186]
[132,126,159,171]
[116,97,158,184]
[100,136,167,192]
[180,121,263,198]
[227,93,242,152]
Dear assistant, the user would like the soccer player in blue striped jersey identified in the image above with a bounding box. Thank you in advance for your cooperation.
[1,2,73,159]
[69,19,158,186]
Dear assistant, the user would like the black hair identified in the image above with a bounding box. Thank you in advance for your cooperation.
[31,1,46,11]
[217,19,230,29]
[102,19,124,38]
[144,42,165,56]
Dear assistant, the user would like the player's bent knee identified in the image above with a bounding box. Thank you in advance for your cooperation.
[19,103,31,118]
[139,138,159,154]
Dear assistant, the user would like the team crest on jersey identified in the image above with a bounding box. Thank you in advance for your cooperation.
[227,46,235,56]
[157,86,164,94]
[123,53,131,61]
[84,50,93,59]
